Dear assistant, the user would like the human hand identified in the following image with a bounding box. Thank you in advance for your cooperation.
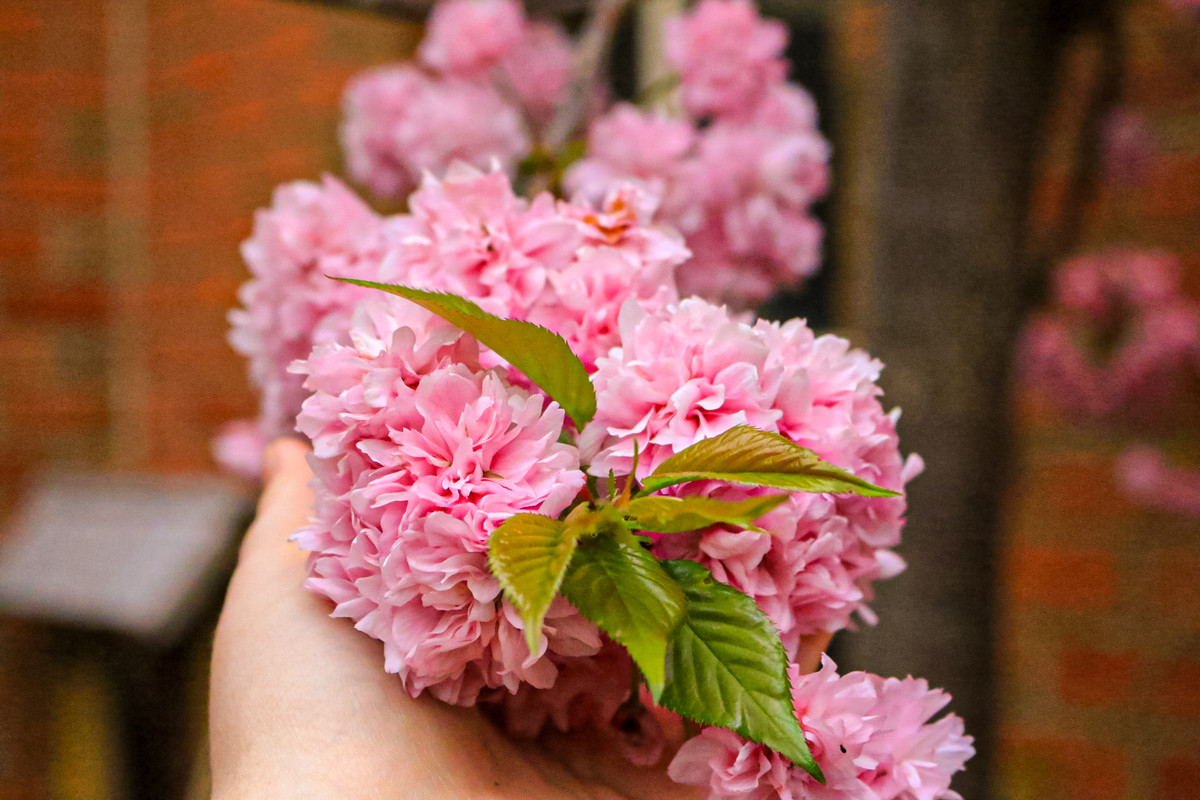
[209,439,710,800]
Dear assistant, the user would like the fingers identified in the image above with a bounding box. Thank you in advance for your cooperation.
[239,438,314,569]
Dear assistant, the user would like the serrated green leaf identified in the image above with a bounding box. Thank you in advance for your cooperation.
[334,280,596,427]
[658,559,823,782]
[625,494,789,534]
[560,535,686,699]
[488,513,580,655]
[641,425,899,498]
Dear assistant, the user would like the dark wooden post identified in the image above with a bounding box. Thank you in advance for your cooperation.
[830,2,1102,797]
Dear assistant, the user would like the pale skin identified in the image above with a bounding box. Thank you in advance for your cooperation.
[209,439,830,800]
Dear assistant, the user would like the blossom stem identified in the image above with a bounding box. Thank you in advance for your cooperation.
[542,0,632,154]
[633,71,680,107]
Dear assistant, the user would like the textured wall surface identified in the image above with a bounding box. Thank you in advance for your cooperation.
[1000,2,1200,799]
[0,2,414,796]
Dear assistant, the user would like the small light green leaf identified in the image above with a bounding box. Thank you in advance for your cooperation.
[658,559,824,782]
[488,513,580,655]
[560,535,686,699]
[641,425,899,498]
[625,494,789,534]
[334,280,597,428]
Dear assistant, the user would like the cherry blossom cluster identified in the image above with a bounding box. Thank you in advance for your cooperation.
[223,162,968,793]
[221,175,408,476]
[288,166,685,704]
[221,166,684,476]
[339,0,830,311]
[669,656,974,800]
[1117,446,1200,518]
[341,0,571,198]
[581,298,922,647]
[1021,248,1200,422]
[1020,248,1200,517]
[566,0,830,308]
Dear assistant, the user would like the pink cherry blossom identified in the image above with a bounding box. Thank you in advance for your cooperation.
[679,89,829,306]
[1117,446,1200,517]
[566,86,830,310]
[492,638,635,735]
[381,165,685,371]
[668,656,973,800]
[566,105,703,230]
[295,326,592,702]
[419,0,526,78]
[227,175,399,453]
[1021,249,1200,423]
[211,418,266,480]
[665,0,788,120]
[582,298,920,642]
[340,65,528,199]
[498,21,574,126]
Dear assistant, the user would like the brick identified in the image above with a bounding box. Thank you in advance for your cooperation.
[1158,661,1200,719]
[1057,646,1138,708]
[1,282,108,322]
[1146,153,1200,219]
[0,8,41,34]
[1159,757,1200,800]
[0,231,38,258]
[5,174,106,208]
[1032,450,1139,516]
[1001,733,1125,800]
[1010,545,1118,610]
[257,24,319,62]
[172,50,234,92]
[0,70,104,106]
[1154,549,1200,630]
[212,98,271,133]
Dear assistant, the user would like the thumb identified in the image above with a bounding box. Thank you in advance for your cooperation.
[239,437,314,570]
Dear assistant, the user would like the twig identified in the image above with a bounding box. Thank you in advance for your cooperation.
[543,0,632,152]
[1042,2,1126,266]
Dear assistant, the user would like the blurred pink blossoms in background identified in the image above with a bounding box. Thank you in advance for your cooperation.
[1021,249,1200,421]
[1021,248,1200,515]
[567,0,830,308]
[340,0,830,311]
[341,0,571,198]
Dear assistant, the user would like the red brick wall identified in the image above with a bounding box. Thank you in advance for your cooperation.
[0,2,415,796]
[1000,2,1200,799]
[0,0,416,494]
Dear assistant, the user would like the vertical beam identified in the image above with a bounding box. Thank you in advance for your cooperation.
[832,2,1063,797]
[104,0,152,470]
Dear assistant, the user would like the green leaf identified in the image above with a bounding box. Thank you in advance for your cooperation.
[560,534,686,699]
[641,425,899,498]
[488,513,580,656]
[625,494,790,534]
[334,280,597,427]
[658,559,823,782]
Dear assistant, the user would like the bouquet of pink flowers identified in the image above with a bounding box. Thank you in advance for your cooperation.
[220,1,975,797]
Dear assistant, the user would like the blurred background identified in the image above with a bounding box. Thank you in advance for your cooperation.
[0,0,1196,798]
